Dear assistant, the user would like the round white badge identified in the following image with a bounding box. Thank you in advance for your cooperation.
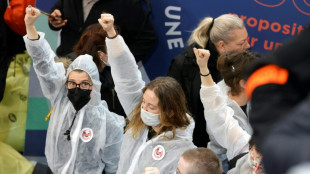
[80,128,93,142]
[152,145,165,161]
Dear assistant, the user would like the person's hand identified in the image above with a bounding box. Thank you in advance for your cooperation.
[98,13,117,38]
[193,48,210,73]
[25,6,40,26]
[48,9,67,28]
[142,167,160,174]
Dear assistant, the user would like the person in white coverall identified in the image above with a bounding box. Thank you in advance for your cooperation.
[194,48,265,174]
[24,7,125,174]
[98,14,196,174]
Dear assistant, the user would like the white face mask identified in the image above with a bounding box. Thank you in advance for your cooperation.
[140,106,160,126]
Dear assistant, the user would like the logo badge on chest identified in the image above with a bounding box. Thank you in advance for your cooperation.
[152,145,165,161]
[80,128,93,142]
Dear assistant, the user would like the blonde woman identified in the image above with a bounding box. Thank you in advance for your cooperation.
[167,13,251,172]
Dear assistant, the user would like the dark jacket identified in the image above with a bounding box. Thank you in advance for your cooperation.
[245,27,310,173]
[0,0,25,102]
[49,0,157,62]
[167,41,221,147]
[262,94,310,174]
[99,66,125,117]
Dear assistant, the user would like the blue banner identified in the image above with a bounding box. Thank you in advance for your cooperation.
[37,0,310,79]
[141,0,309,79]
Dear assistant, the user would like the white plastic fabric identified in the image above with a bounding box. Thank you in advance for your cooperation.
[107,35,196,174]
[24,32,125,174]
[206,80,253,164]
[200,81,251,160]
[227,153,251,174]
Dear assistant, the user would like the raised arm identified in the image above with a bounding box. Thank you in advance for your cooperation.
[193,48,215,87]
[24,6,66,103]
[98,14,145,116]
[195,48,250,160]
[24,6,40,40]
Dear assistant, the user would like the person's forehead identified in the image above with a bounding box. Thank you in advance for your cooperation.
[143,89,159,105]
[230,27,248,42]
[178,157,191,174]
[68,71,91,81]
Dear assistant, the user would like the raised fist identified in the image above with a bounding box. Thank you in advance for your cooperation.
[24,6,40,26]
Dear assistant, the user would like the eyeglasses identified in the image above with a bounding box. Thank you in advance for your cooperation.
[66,81,92,90]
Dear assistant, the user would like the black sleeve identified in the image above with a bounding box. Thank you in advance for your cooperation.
[262,94,310,174]
[166,54,185,84]
[117,0,157,62]
[246,27,310,150]
[0,0,25,101]
[48,0,64,31]
[249,75,304,151]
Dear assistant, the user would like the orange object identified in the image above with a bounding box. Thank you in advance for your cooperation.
[45,106,53,121]
[245,65,289,99]
[3,0,36,36]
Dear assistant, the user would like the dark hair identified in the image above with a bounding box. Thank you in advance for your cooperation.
[181,148,223,174]
[217,50,261,96]
[73,23,107,71]
[126,77,191,139]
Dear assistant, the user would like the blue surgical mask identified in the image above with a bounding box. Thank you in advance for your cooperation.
[140,106,160,126]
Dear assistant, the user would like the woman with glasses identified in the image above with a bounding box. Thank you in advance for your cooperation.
[99,14,196,174]
[24,7,125,174]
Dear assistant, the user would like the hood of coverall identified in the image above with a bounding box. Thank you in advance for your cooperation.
[66,54,101,107]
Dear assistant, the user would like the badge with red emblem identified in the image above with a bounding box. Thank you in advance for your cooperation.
[152,145,165,161]
[80,128,93,142]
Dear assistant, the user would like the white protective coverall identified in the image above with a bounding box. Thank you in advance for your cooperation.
[206,81,253,165]
[200,82,251,161]
[106,35,196,174]
[24,32,125,174]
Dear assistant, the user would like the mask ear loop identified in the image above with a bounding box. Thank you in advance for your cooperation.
[100,51,110,66]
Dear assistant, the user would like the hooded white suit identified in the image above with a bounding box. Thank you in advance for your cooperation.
[24,32,125,174]
[106,35,196,174]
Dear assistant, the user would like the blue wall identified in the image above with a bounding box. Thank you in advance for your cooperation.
[142,0,310,79]
[36,0,310,79]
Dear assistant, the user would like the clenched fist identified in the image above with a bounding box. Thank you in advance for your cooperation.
[24,6,40,26]
[193,48,211,71]
[98,13,117,38]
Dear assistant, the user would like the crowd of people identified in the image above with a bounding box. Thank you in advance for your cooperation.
[7,1,310,173]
